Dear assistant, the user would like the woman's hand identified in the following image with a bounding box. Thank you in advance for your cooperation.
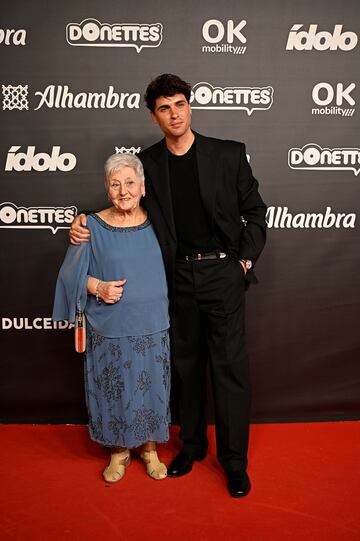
[97,280,127,304]
[70,214,90,245]
[87,277,127,304]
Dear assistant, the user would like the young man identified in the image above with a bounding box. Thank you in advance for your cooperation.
[71,74,267,497]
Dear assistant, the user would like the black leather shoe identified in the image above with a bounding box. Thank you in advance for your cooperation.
[227,471,251,498]
[167,450,206,477]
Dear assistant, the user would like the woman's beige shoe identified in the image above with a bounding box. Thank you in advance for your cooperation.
[103,449,131,483]
[140,449,167,480]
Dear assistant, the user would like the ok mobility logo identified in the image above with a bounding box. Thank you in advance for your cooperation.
[190,82,273,115]
[311,82,356,117]
[201,19,247,55]
[0,202,77,234]
[66,18,163,52]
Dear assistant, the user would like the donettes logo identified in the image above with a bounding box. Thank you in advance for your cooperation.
[0,202,77,234]
[66,18,163,52]
[288,144,360,176]
[190,81,273,115]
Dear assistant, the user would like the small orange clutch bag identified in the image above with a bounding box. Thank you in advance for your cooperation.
[74,310,86,353]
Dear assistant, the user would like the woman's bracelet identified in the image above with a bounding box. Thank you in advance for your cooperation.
[95,279,102,305]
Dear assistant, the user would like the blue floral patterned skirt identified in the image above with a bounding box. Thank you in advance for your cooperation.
[84,324,171,448]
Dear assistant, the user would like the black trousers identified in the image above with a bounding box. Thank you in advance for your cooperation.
[170,255,251,473]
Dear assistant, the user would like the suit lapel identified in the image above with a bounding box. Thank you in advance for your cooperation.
[145,139,177,241]
[195,133,220,219]
[144,133,219,242]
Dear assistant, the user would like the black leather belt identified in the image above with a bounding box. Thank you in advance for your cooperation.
[178,251,227,262]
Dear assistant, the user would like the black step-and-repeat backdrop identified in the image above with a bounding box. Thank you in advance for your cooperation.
[1,0,359,423]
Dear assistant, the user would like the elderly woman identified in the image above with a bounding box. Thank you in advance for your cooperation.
[53,153,170,482]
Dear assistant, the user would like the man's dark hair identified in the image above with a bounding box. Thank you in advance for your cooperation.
[144,73,192,112]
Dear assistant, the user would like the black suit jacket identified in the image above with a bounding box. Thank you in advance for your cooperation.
[139,132,267,306]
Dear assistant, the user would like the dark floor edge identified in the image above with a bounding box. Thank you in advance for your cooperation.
[1,415,360,425]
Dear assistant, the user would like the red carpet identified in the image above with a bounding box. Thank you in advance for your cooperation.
[0,422,359,541]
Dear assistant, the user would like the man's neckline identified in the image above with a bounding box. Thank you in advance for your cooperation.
[167,138,196,158]
[165,130,195,156]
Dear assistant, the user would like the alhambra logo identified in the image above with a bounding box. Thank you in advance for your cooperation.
[115,146,141,155]
[2,84,141,111]
[2,85,28,110]
[267,206,356,229]
[0,28,26,46]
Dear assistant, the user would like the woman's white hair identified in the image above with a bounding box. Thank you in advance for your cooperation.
[104,153,145,186]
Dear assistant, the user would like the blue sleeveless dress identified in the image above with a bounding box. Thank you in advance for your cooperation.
[53,214,170,448]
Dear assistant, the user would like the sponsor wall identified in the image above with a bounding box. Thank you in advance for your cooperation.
[1,0,359,423]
